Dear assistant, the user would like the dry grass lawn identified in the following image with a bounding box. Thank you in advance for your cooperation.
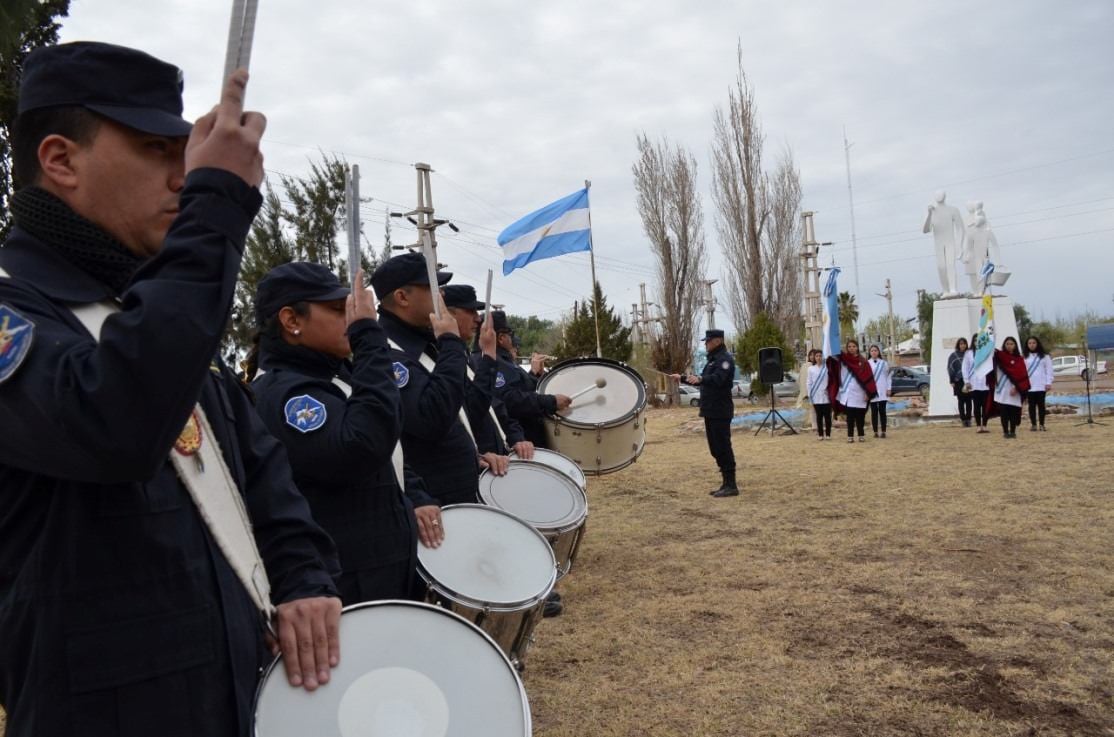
[2,408,1110,736]
[525,408,1114,737]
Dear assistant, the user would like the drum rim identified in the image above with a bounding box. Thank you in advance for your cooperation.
[417,504,557,610]
[537,356,646,428]
[478,461,588,532]
[251,599,532,736]
[507,447,587,488]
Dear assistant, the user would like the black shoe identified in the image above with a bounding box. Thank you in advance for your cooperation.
[547,591,562,603]
[1030,425,1037,432]
[712,486,739,498]
[880,431,886,438]
[543,600,564,618]
[1039,425,1047,432]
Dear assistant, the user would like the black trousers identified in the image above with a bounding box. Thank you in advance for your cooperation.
[999,404,1022,435]
[1028,391,1047,427]
[870,401,888,433]
[971,390,989,427]
[955,386,973,422]
[845,406,866,437]
[813,404,832,437]
[704,417,735,472]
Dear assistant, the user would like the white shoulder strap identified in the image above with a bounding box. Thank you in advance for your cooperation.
[465,363,508,448]
[69,296,276,625]
[388,338,476,443]
[330,376,407,494]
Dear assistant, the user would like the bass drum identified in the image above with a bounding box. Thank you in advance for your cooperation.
[253,600,531,737]
[479,460,588,577]
[537,357,647,475]
[509,446,587,490]
[417,504,556,670]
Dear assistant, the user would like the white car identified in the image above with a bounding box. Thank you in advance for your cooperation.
[1051,355,1107,381]
[654,383,701,406]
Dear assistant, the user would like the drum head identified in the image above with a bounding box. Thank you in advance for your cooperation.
[254,601,530,737]
[538,358,645,426]
[418,504,555,607]
[510,448,587,489]
[479,462,587,531]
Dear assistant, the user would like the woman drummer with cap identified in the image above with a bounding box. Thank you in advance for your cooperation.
[246,262,444,604]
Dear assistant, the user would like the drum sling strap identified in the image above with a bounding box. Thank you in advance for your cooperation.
[466,364,509,449]
[0,267,277,628]
[329,376,407,492]
[387,338,479,444]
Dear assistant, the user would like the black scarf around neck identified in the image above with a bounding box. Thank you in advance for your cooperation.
[10,186,143,296]
[259,334,345,379]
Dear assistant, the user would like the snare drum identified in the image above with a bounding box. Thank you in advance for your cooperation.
[509,447,587,490]
[537,357,647,475]
[417,504,556,669]
[253,600,531,736]
[479,461,588,577]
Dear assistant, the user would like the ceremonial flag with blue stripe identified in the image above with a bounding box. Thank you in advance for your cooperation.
[497,188,592,276]
[821,267,842,358]
[972,293,995,379]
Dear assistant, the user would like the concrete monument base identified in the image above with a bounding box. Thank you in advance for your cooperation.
[927,295,1019,417]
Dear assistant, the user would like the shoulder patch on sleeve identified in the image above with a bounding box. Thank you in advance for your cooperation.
[721,360,730,370]
[392,361,410,388]
[495,371,506,388]
[0,304,35,385]
[284,394,328,433]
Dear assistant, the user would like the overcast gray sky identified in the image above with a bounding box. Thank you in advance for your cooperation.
[60,0,1114,336]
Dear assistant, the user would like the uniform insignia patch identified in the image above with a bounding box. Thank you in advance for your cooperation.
[0,304,35,385]
[495,371,506,388]
[284,395,328,433]
[392,361,410,388]
[174,410,203,456]
[722,361,730,370]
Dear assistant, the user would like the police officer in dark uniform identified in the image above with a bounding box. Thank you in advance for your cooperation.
[672,329,739,497]
[372,253,486,505]
[443,285,534,461]
[248,262,445,605]
[0,43,340,736]
[482,310,571,448]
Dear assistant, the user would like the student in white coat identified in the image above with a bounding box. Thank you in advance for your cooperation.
[962,333,991,433]
[1023,336,1054,431]
[806,349,832,440]
[836,339,875,443]
[867,344,891,438]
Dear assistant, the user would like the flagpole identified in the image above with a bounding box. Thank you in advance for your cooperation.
[585,179,602,358]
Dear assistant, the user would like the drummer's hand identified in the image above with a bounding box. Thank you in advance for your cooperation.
[186,70,266,187]
[430,294,460,338]
[554,393,572,411]
[530,353,546,375]
[273,596,342,691]
[414,504,444,548]
[478,311,497,359]
[479,452,509,476]
[668,373,682,383]
[685,375,701,385]
[346,269,377,325]
[513,440,535,460]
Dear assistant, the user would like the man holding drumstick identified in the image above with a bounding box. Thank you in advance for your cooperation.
[0,43,340,736]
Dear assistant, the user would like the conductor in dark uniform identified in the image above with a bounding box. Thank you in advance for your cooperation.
[671,329,738,497]
[0,43,340,736]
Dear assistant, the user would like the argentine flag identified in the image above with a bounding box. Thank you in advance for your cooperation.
[498,188,592,276]
[821,267,841,358]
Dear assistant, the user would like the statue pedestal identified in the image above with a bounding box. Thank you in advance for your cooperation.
[927,295,1019,417]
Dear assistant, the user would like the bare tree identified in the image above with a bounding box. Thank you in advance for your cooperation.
[633,133,707,378]
[711,44,802,339]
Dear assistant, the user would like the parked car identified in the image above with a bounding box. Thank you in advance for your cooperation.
[908,364,930,374]
[746,372,799,402]
[654,383,702,406]
[889,366,930,399]
[732,380,746,398]
[1051,355,1107,381]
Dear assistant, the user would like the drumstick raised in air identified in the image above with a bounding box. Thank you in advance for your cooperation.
[223,0,259,82]
[567,377,607,401]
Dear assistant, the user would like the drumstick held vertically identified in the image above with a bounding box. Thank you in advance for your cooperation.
[223,0,260,83]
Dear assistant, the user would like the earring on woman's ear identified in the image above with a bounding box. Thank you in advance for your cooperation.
[293,329,301,336]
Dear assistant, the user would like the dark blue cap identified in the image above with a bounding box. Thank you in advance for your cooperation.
[443,284,485,311]
[370,252,452,300]
[256,262,350,325]
[490,310,511,334]
[703,329,725,341]
[18,42,192,137]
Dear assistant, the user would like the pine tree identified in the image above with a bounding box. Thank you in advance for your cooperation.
[554,282,633,361]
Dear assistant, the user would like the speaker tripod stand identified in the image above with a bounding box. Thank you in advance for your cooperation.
[753,386,798,436]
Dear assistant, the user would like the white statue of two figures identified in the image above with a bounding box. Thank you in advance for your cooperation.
[922,191,1006,296]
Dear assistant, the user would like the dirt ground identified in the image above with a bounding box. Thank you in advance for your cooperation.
[2,407,1110,736]
[524,407,1114,737]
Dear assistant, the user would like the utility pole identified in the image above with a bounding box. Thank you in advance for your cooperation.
[799,211,833,352]
[639,283,651,349]
[389,163,459,318]
[631,303,642,346]
[843,127,861,326]
[700,279,718,331]
[876,278,897,364]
